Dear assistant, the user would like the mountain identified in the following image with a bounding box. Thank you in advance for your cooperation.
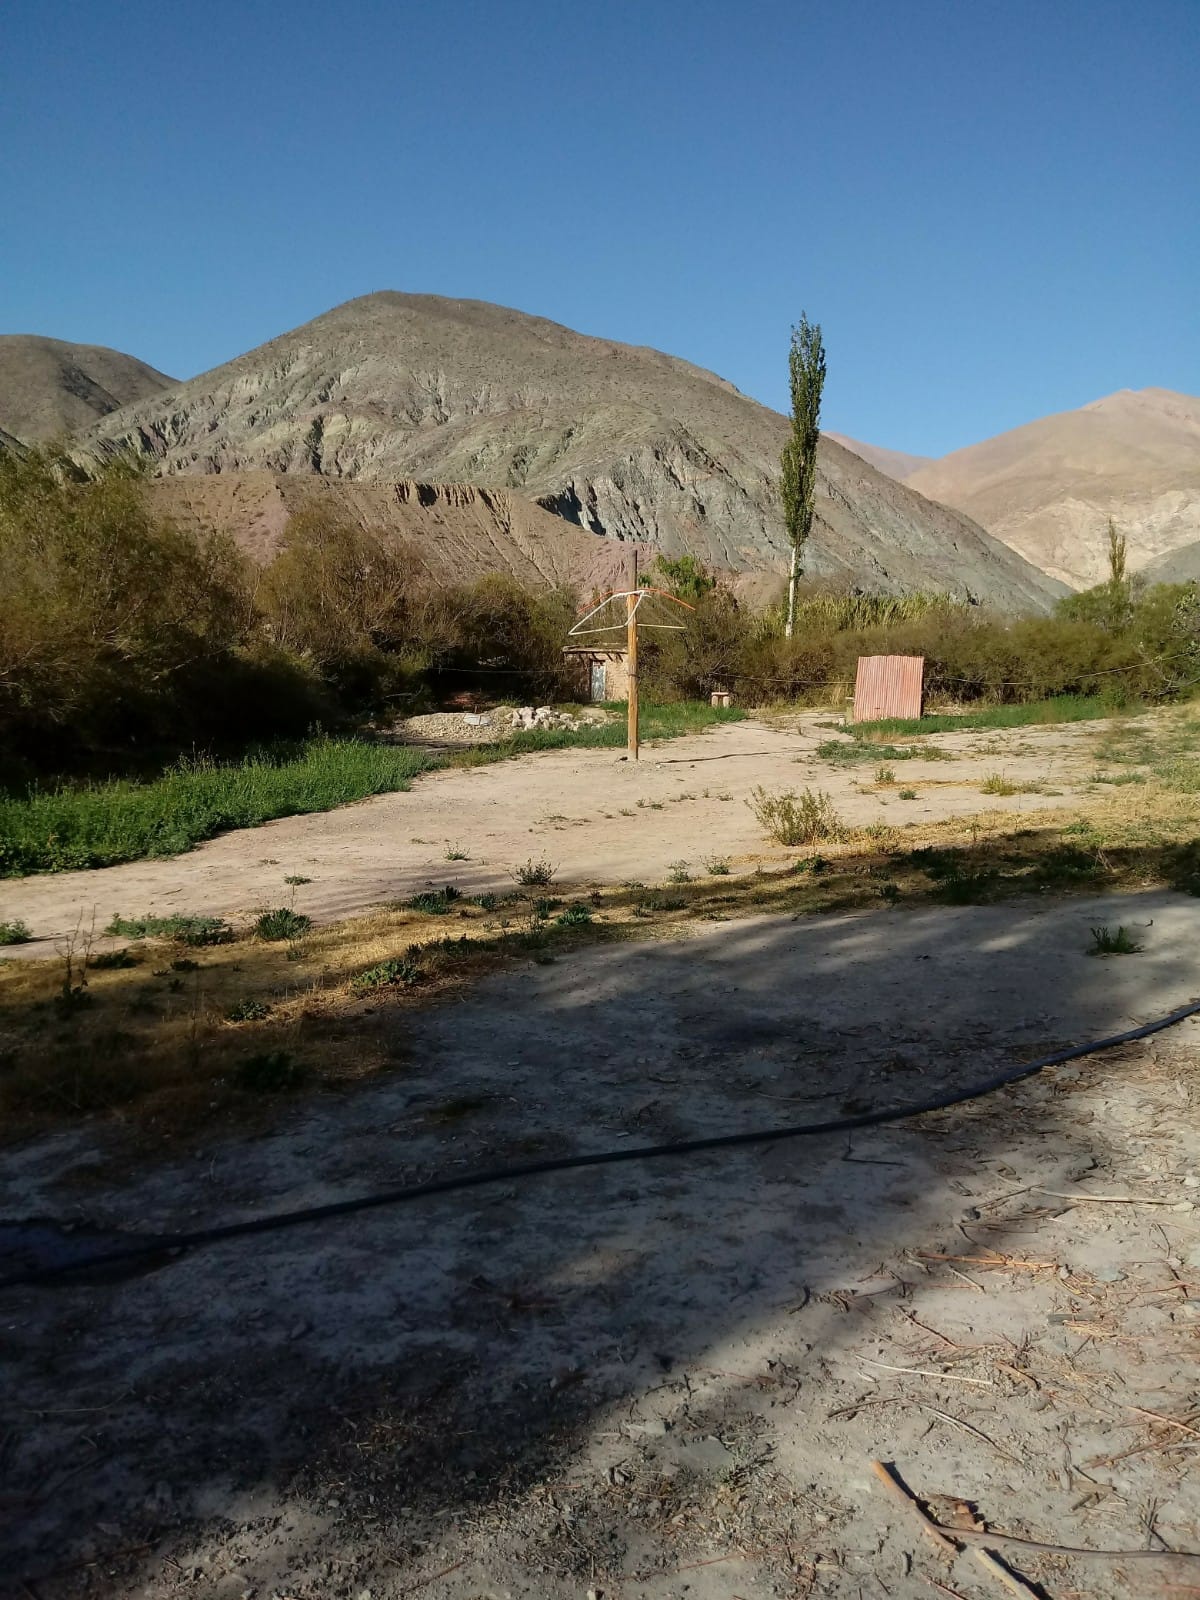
[81,292,1063,612]
[1142,539,1200,586]
[825,434,931,480]
[905,389,1200,590]
[148,472,653,592]
[0,335,174,443]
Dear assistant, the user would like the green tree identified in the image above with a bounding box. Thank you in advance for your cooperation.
[780,314,826,638]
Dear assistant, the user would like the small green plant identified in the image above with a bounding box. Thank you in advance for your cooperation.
[226,998,272,1022]
[90,947,140,970]
[254,907,312,941]
[513,856,556,887]
[555,902,594,927]
[666,860,693,884]
[105,913,232,945]
[898,788,918,801]
[0,919,33,945]
[530,897,556,922]
[705,857,732,875]
[981,773,1018,796]
[408,885,463,914]
[234,1050,307,1091]
[283,874,312,886]
[875,765,896,786]
[1089,924,1144,956]
[350,956,422,993]
[748,786,844,846]
[444,842,470,860]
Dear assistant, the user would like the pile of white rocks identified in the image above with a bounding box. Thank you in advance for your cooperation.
[509,705,609,731]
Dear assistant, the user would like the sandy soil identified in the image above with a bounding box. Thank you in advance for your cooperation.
[0,712,1124,955]
[3,888,1200,1598]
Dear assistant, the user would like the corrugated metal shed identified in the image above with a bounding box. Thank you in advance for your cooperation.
[853,655,925,722]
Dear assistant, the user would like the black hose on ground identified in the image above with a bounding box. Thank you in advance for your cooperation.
[4,998,1199,1292]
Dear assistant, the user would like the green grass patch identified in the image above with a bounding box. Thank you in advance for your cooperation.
[1,704,741,878]
[816,739,952,764]
[104,913,233,945]
[852,695,1117,741]
[0,739,438,878]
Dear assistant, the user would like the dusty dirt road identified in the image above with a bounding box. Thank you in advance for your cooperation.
[4,888,1200,1598]
[0,712,1119,952]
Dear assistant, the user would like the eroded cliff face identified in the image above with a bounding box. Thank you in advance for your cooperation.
[84,291,1064,610]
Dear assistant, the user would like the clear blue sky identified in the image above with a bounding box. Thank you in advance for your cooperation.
[1,0,1196,456]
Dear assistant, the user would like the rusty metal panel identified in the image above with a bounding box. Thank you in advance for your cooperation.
[853,655,925,722]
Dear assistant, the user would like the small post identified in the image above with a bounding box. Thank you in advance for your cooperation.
[626,547,639,761]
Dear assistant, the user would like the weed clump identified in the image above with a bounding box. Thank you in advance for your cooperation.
[90,948,140,970]
[513,856,556,887]
[350,956,423,993]
[554,903,593,927]
[407,886,463,915]
[748,786,844,846]
[254,907,311,941]
[1089,924,1144,955]
[234,1051,307,1091]
[0,919,32,945]
[226,998,271,1022]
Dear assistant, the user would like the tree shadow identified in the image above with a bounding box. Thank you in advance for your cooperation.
[3,883,1199,1596]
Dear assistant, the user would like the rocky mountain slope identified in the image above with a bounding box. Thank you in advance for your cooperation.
[148,473,652,592]
[0,334,173,443]
[1143,539,1200,585]
[82,292,1063,611]
[825,433,930,480]
[905,389,1200,589]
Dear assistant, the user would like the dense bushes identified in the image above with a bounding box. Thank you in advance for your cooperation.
[0,450,578,784]
[640,572,1200,709]
[3,448,1197,792]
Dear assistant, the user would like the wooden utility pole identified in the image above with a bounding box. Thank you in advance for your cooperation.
[626,547,639,761]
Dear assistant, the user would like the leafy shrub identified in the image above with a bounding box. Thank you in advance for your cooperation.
[554,903,593,927]
[254,907,311,941]
[407,886,463,914]
[748,786,843,845]
[350,957,422,993]
[234,1051,307,1091]
[666,860,693,883]
[226,998,270,1022]
[705,857,732,875]
[0,919,32,945]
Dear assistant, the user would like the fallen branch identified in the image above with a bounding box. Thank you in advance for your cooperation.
[972,1546,1038,1597]
[869,1459,1200,1565]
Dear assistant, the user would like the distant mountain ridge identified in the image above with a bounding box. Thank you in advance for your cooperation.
[74,291,1062,612]
[848,389,1200,591]
[0,334,174,443]
[826,434,931,480]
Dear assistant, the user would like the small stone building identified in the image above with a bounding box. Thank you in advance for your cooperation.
[562,646,631,703]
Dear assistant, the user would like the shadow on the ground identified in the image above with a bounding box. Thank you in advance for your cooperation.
[2,882,1199,1596]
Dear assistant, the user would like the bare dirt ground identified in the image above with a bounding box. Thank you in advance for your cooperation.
[4,888,1200,1599]
[0,711,1131,954]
